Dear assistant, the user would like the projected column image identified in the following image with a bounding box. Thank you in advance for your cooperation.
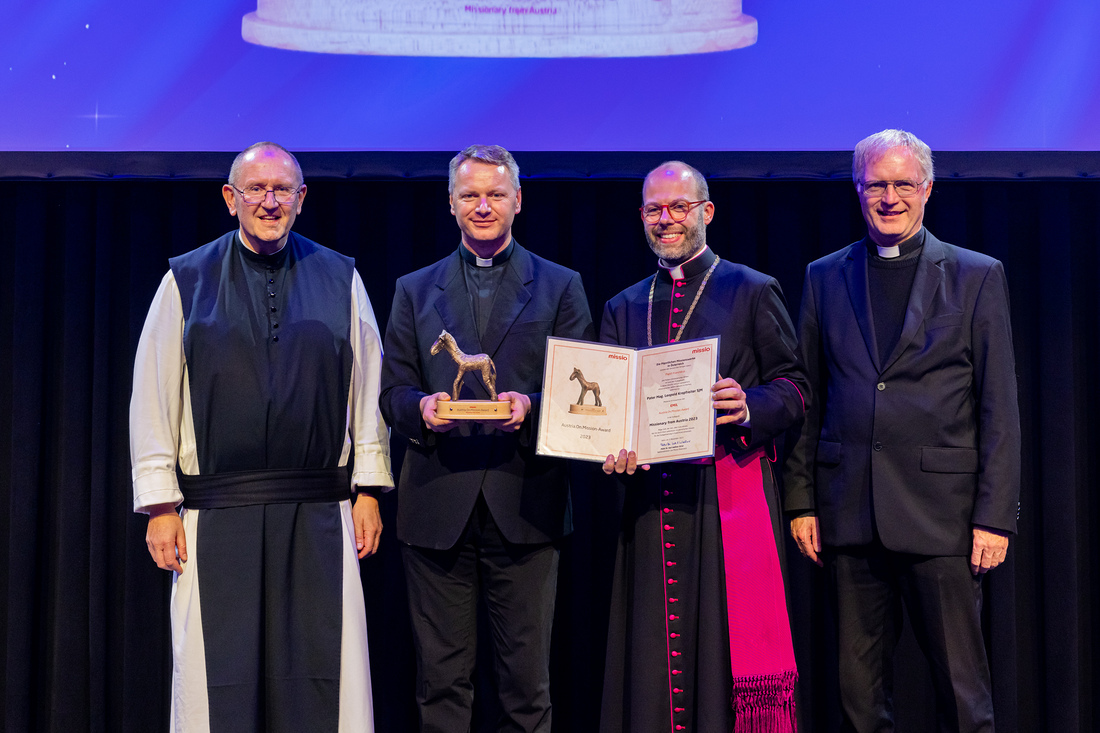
[242,0,756,57]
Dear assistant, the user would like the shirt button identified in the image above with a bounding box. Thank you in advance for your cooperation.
[270,306,277,312]
[269,291,276,298]
[873,442,883,451]
[273,322,279,329]
[272,335,279,343]
[877,382,886,391]
[268,278,275,284]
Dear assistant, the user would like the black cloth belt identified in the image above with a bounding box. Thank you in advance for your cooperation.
[179,467,350,510]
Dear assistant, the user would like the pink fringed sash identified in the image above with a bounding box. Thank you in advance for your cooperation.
[715,444,798,732]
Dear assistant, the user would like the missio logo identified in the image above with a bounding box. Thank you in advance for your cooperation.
[608,354,629,361]
[691,346,711,354]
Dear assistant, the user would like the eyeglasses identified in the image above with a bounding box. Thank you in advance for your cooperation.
[640,200,708,224]
[858,180,927,199]
[232,185,302,205]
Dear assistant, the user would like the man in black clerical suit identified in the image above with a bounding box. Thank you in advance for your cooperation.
[784,129,1021,733]
[600,161,806,733]
[379,144,594,732]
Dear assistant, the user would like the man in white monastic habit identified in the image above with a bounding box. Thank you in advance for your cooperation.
[131,141,392,732]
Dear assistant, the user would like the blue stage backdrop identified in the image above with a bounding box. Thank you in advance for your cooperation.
[2,0,1098,152]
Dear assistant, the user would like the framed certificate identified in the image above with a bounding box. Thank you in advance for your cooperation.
[535,335,720,464]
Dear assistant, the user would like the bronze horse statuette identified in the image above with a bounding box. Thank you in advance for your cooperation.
[431,330,498,402]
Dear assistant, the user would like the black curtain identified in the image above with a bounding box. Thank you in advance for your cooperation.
[1,164,1098,732]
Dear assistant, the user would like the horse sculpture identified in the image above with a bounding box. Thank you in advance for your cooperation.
[431,330,497,401]
[570,367,602,407]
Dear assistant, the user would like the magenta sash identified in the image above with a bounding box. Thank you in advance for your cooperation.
[715,444,798,732]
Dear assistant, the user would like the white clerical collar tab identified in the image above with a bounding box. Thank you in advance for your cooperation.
[877,244,901,259]
[659,246,709,280]
[476,256,494,268]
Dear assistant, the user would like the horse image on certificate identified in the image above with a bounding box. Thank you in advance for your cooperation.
[568,367,607,416]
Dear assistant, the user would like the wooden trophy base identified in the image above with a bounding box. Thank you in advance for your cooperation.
[440,400,510,420]
[569,404,607,416]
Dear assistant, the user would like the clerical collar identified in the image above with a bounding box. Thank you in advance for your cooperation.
[459,239,515,268]
[659,245,715,280]
[868,228,925,260]
[236,231,289,267]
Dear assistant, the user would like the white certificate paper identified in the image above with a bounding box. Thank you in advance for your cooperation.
[535,336,720,464]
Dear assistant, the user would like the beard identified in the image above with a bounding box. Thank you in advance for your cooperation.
[645,215,707,265]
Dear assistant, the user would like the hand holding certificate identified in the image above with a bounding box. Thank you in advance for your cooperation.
[536,336,720,464]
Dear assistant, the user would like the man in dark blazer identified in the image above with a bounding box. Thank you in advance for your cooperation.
[784,129,1020,733]
[379,144,594,733]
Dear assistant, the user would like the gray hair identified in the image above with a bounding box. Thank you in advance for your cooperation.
[448,145,520,194]
[228,142,303,187]
[643,161,710,202]
[852,129,934,185]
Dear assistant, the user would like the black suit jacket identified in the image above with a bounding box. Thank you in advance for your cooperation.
[784,230,1021,555]
[380,242,594,549]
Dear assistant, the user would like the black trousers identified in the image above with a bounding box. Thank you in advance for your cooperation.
[828,542,994,733]
[402,494,559,733]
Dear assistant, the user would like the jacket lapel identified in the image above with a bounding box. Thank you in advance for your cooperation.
[881,232,946,373]
[480,244,533,359]
[432,253,482,355]
[843,240,882,372]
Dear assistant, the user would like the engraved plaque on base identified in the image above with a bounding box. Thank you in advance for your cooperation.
[568,403,607,416]
[440,400,511,419]
[243,0,756,58]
